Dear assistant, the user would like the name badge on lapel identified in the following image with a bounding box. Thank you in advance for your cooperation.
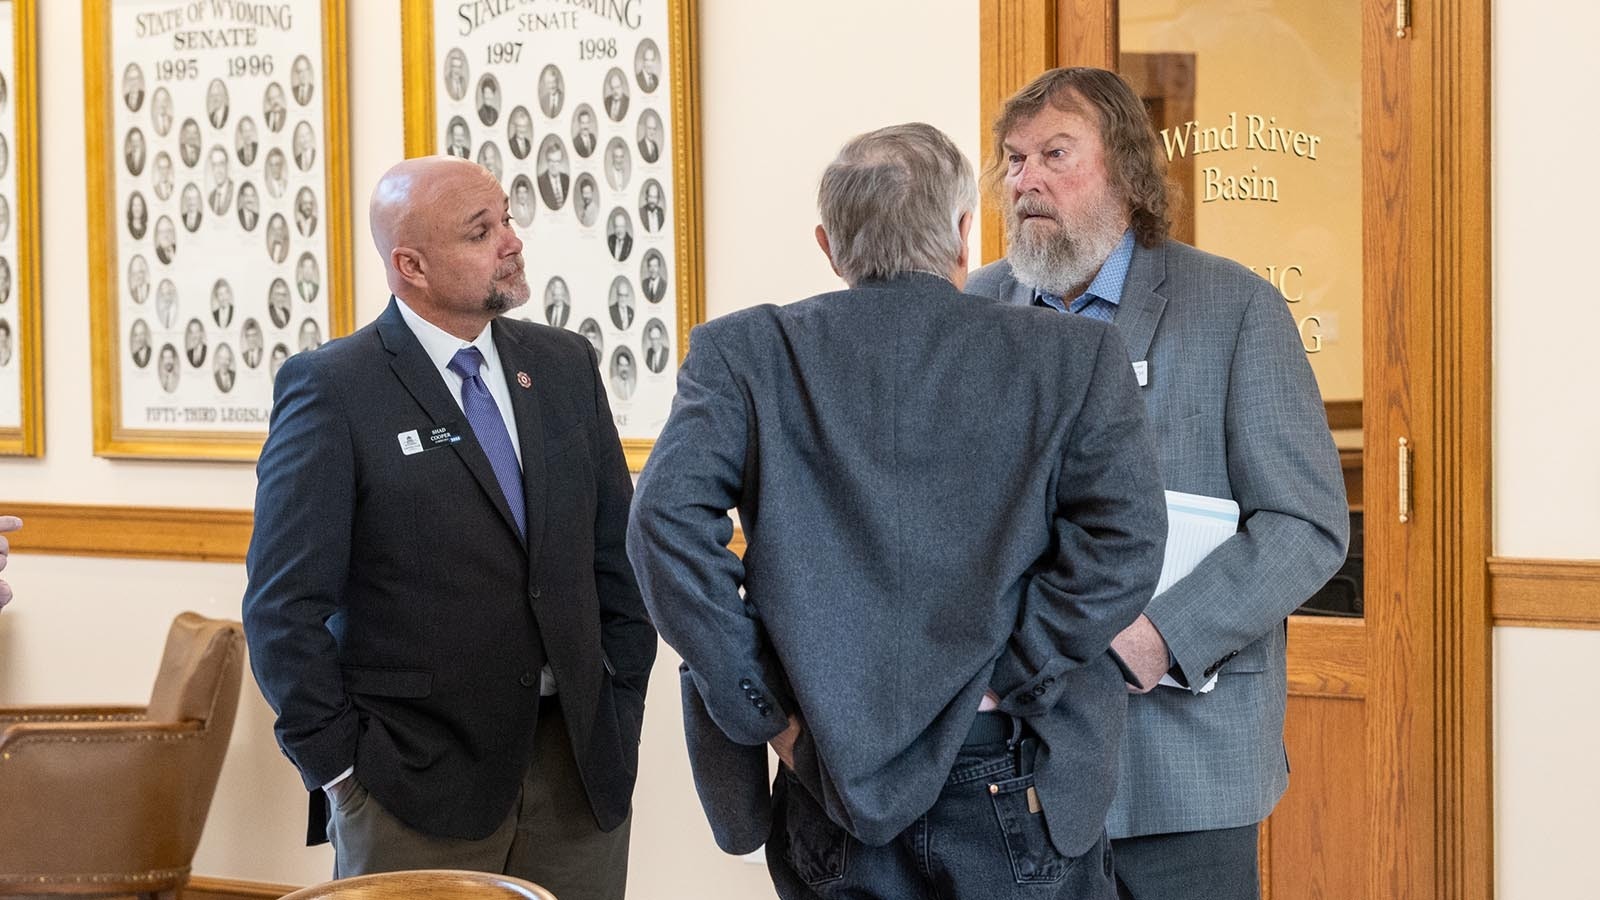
[1132,360,1149,387]
[397,424,463,456]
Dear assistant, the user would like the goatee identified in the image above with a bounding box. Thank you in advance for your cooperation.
[1004,193,1127,299]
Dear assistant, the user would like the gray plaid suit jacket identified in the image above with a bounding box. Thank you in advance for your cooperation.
[629,273,1169,858]
[968,239,1348,837]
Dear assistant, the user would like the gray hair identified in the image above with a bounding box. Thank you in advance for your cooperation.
[816,122,977,285]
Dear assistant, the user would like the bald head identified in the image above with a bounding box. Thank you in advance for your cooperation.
[369,155,528,338]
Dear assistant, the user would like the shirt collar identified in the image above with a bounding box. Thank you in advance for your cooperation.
[1033,229,1136,312]
[393,295,502,374]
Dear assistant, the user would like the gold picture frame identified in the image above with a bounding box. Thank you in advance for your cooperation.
[400,0,704,471]
[0,0,41,456]
[83,0,353,460]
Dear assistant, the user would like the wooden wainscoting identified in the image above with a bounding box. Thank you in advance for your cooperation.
[2,501,252,562]
[1488,557,1600,630]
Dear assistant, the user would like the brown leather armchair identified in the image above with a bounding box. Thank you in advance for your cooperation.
[0,612,245,899]
[278,870,558,900]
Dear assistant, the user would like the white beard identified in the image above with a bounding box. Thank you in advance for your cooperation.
[1004,192,1128,299]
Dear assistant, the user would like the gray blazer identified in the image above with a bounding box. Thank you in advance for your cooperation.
[628,273,1168,858]
[968,240,1349,837]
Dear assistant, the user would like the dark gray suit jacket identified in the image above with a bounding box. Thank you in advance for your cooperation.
[244,300,656,844]
[969,241,1348,837]
[628,273,1167,857]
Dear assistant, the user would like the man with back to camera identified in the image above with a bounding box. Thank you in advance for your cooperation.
[967,67,1349,900]
[242,156,654,900]
[628,122,1169,899]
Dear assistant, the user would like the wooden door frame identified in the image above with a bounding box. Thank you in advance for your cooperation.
[977,2,1493,898]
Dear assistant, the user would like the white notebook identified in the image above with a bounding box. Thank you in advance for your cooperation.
[1154,490,1241,693]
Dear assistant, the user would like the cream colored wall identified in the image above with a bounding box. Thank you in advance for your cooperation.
[0,1,977,896]
[1493,2,1600,899]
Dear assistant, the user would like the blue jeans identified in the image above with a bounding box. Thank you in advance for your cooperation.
[766,735,1116,900]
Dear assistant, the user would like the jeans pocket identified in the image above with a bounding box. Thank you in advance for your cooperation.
[780,772,850,886]
[989,773,1071,884]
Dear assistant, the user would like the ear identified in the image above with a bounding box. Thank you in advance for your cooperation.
[955,210,974,270]
[814,225,842,278]
[392,248,427,290]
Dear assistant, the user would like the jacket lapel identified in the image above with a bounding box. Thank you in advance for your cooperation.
[377,300,525,546]
[492,320,547,563]
[1110,242,1168,368]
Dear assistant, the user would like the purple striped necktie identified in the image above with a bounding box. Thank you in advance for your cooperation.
[447,346,526,538]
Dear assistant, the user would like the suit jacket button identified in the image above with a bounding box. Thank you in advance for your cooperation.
[530,588,542,600]
[519,672,535,687]
[1032,685,1046,697]
[758,708,771,717]
[739,678,753,689]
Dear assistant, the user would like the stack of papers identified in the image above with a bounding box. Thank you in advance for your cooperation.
[1154,490,1240,693]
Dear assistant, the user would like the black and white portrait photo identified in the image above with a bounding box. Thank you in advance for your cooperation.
[211,279,235,328]
[609,346,637,401]
[536,135,570,210]
[443,47,469,102]
[122,62,144,111]
[236,116,259,166]
[126,190,148,239]
[157,344,179,393]
[538,64,565,118]
[607,208,634,262]
[0,196,8,242]
[263,82,288,132]
[574,174,599,227]
[295,187,318,237]
[151,151,174,200]
[604,138,631,191]
[639,179,665,232]
[640,250,668,303]
[204,76,230,128]
[445,115,471,159]
[183,318,207,368]
[507,105,533,159]
[129,318,152,368]
[292,121,317,172]
[0,258,10,306]
[178,118,201,167]
[179,183,203,233]
[124,127,146,176]
[544,276,571,328]
[154,216,176,264]
[269,342,290,382]
[267,278,292,329]
[476,141,503,184]
[602,67,630,122]
[578,317,602,354]
[635,39,662,93]
[127,254,150,304]
[291,54,316,106]
[298,317,322,353]
[150,86,173,136]
[0,319,10,368]
[296,253,321,304]
[637,109,663,164]
[156,279,178,329]
[477,73,501,126]
[206,78,230,129]
[266,213,290,263]
[607,276,635,330]
[237,181,261,231]
[509,175,536,229]
[264,148,288,198]
[0,134,7,179]
[642,318,670,374]
[571,104,597,158]
[213,342,237,393]
[241,318,264,368]
[207,146,234,216]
